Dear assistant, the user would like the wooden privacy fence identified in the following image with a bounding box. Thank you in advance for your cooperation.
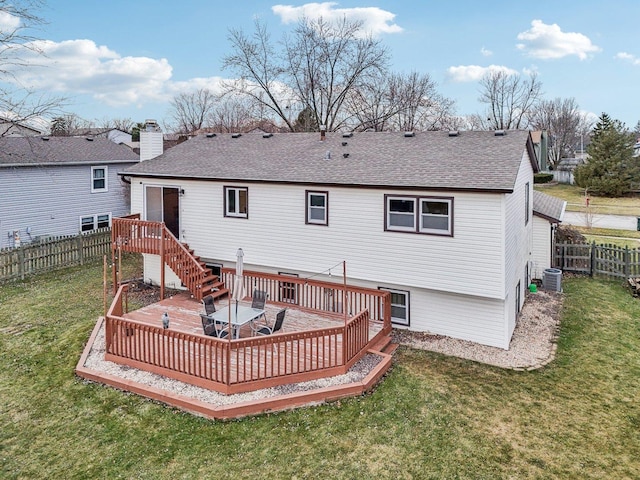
[104,284,381,394]
[554,242,640,279]
[0,228,111,282]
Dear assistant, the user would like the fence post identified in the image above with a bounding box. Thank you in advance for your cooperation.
[18,247,25,280]
[77,233,84,266]
[590,242,596,277]
[625,246,630,277]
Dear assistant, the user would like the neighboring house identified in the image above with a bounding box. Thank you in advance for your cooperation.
[0,115,47,137]
[0,136,139,249]
[121,130,538,349]
[553,157,584,185]
[532,191,566,280]
[530,130,549,171]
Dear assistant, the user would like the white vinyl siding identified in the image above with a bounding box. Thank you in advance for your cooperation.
[504,151,534,344]
[131,180,506,299]
[532,216,553,279]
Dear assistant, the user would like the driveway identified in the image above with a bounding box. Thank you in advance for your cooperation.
[563,211,639,230]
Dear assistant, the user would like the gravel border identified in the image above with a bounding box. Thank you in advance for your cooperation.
[81,289,561,412]
[391,289,563,370]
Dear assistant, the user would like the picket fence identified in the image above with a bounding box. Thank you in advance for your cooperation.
[0,228,111,282]
[554,242,640,279]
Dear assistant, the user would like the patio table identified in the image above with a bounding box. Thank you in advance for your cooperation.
[209,305,265,339]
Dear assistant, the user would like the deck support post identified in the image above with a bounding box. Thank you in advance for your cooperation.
[160,225,165,301]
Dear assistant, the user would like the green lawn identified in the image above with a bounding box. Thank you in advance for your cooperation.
[1,259,639,479]
[535,183,640,215]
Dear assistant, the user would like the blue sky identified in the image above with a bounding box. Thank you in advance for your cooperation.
[5,0,640,129]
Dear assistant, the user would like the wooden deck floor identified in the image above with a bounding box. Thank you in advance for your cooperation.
[122,292,384,341]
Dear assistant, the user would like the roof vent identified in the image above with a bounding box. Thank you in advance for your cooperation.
[404,131,415,137]
[262,133,273,138]
[342,132,353,138]
[325,150,331,160]
[341,141,348,146]
[205,132,216,138]
[85,137,94,141]
[231,133,242,139]
[494,130,506,136]
[41,136,49,141]
[343,153,350,158]
[448,130,459,137]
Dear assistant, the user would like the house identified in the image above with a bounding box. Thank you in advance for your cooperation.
[0,115,47,137]
[69,127,133,145]
[0,136,139,249]
[532,191,566,279]
[121,130,538,349]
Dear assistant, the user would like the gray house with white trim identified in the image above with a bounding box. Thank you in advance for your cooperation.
[0,136,139,249]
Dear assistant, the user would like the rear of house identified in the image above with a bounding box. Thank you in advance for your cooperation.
[122,130,537,349]
[0,136,139,248]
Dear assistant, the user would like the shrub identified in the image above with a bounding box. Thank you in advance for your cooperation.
[534,172,554,184]
[556,225,586,243]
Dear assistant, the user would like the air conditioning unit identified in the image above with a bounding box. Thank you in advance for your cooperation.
[543,268,562,292]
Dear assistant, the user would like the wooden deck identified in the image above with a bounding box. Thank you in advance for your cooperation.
[122,292,384,341]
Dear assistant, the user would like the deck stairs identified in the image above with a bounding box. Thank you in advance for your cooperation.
[112,217,229,302]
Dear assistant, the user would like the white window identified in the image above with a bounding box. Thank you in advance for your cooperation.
[91,166,107,192]
[379,287,410,326]
[386,197,416,231]
[224,186,248,218]
[420,198,452,235]
[306,191,328,225]
[386,195,453,236]
[80,213,111,232]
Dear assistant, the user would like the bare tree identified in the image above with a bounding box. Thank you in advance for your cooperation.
[99,117,135,133]
[167,88,218,134]
[209,94,253,133]
[345,71,456,132]
[50,113,91,136]
[0,1,66,135]
[528,97,588,169]
[222,17,388,132]
[477,70,542,130]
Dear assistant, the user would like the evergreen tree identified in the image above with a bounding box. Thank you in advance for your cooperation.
[574,113,640,196]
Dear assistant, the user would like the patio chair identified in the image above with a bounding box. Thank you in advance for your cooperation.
[200,313,229,339]
[254,308,286,336]
[251,289,268,310]
[202,295,216,315]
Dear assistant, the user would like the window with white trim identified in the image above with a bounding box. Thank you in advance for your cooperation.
[224,186,248,218]
[306,191,328,225]
[80,213,111,232]
[91,166,107,192]
[420,198,452,234]
[386,195,453,236]
[379,287,410,326]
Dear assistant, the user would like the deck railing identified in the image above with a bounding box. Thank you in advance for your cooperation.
[111,217,208,300]
[105,280,390,394]
[221,268,390,325]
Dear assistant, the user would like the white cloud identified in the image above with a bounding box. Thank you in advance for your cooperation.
[0,10,21,31]
[516,20,600,60]
[480,47,492,57]
[5,39,174,106]
[446,64,518,82]
[615,52,640,66]
[272,2,403,36]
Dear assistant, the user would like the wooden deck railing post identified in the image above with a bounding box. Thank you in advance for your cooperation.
[160,224,165,301]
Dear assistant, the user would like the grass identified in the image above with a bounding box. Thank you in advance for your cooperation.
[535,183,640,215]
[1,258,640,478]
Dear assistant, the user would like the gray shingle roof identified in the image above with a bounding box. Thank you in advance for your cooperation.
[123,130,535,192]
[0,136,139,167]
[533,190,566,222]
